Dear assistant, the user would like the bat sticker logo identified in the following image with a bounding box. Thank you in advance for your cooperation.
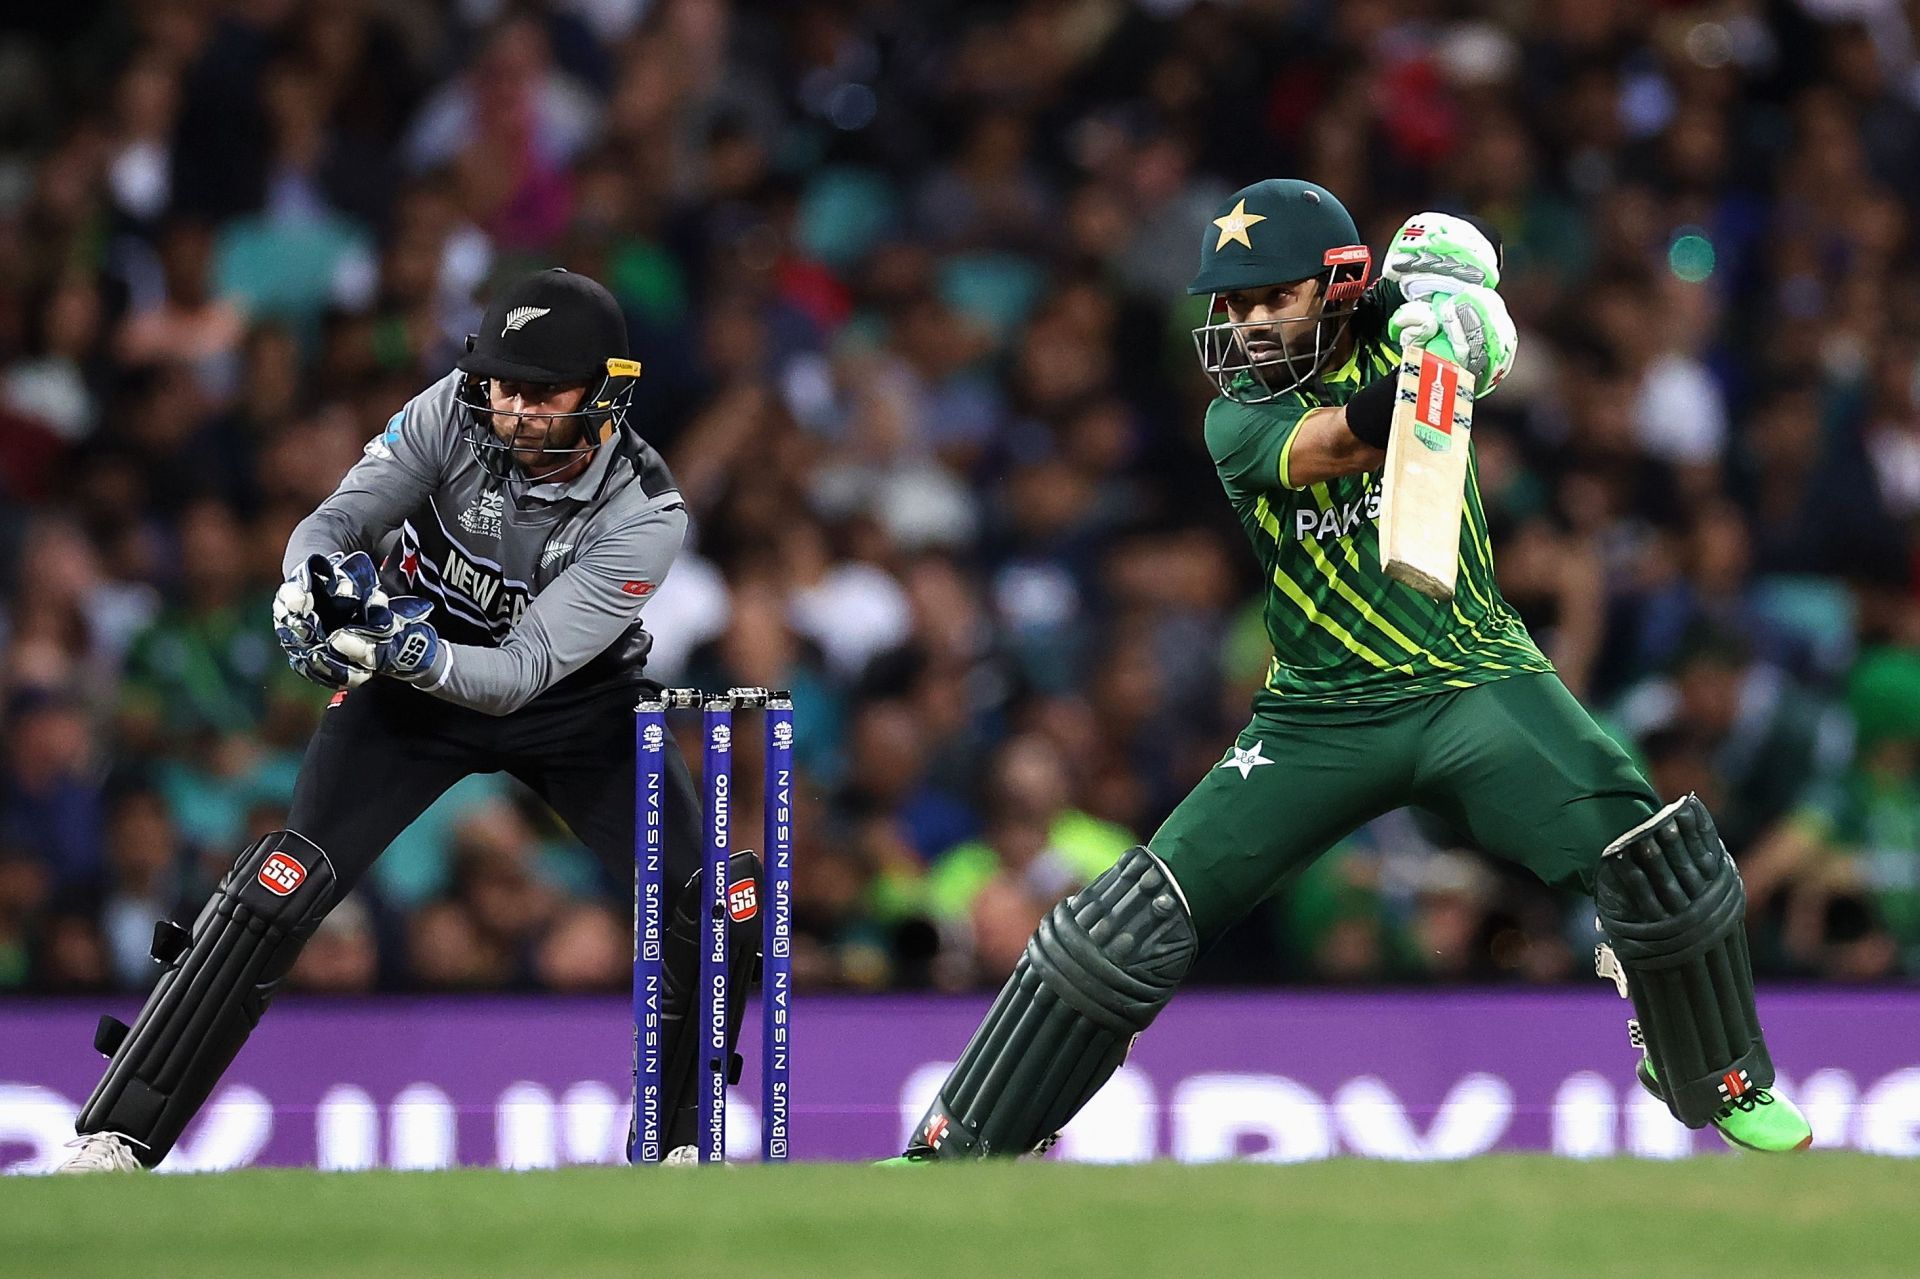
[1412,355,1461,450]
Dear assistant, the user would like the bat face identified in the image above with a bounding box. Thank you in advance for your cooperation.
[1378,349,1474,602]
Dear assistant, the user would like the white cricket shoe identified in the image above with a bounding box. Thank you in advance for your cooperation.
[662,1145,700,1166]
[54,1132,145,1173]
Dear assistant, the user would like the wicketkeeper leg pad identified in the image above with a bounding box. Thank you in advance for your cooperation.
[657,849,763,1153]
[908,845,1197,1158]
[77,830,337,1166]
[1595,794,1773,1128]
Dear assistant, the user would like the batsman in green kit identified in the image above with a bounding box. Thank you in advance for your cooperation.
[892,179,1812,1162]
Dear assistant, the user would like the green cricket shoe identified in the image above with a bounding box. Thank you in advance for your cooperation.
[1637,1059,1812,1152]
[875,1129,1060,1165]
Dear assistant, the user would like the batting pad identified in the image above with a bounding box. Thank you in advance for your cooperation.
[909,845,1197,1158]
[1595,795,1774,1128]
[78,830,337,1165]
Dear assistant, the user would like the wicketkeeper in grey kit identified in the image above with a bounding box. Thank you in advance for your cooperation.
[59,269,761,1172]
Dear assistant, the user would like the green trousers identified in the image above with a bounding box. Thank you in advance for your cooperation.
[1150,673,1658,945]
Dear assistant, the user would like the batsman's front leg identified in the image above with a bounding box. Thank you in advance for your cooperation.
[1415,677,1811,1152]
[1594,795,1812,1152]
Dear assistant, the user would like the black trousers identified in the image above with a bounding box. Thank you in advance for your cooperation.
[286,679,701,905]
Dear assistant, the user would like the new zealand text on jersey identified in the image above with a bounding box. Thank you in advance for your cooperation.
[439,545,531,628]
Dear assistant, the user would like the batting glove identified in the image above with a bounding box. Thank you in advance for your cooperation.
[1387,283,1517,399]
[328,595,442,683]
[1382,212,1501,298]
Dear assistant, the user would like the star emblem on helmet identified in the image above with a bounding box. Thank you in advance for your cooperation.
[1212,198,1267,251]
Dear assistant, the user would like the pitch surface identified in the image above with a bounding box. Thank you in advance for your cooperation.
[5,1155,1909,1277]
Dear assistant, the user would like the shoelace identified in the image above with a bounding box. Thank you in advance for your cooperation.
[61,1133,145,1170]
[1718,1087,1774,1118]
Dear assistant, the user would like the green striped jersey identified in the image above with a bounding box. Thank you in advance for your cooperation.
[1205,287,1552,708]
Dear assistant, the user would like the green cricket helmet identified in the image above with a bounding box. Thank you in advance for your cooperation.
[1188,178,1373,403]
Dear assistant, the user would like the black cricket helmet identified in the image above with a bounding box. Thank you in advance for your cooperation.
[1188,178,1372,403]
[456,268,642,487]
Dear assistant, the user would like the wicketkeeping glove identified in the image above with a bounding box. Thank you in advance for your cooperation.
[1388,283,1517,399]
[274,551,386,690]
[327,595,442,684]
[284,638,374,691]
[1382,211,1501,298]
[273,551,380,648]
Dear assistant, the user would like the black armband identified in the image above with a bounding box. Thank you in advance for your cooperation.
[1342,375,1396,450]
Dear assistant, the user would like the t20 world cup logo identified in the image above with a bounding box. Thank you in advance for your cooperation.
[642,723,664,752]
[711,723,731,753]
[772,720,794,751]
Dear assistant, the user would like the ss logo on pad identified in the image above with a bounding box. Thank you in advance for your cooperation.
[727,879,759,922]
[258,852,307,896]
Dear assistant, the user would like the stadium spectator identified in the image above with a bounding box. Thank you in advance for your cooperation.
[0,687,104,894]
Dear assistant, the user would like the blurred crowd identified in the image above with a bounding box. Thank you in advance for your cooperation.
[5,0,1920,997]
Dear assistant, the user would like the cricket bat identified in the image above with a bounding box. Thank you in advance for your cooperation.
[1378,347,1473,602]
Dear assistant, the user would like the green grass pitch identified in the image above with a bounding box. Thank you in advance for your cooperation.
[4,1156,1912,1278]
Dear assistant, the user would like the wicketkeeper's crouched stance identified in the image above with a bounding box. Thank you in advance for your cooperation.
[60,270,760,1172]
[892,181,1810,1161]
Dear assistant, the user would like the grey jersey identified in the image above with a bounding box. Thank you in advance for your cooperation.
[284,371,687,715]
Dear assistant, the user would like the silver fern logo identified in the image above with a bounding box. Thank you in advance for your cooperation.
[502,306,551,334]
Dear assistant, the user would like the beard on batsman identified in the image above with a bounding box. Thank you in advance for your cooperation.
[56,269,761,1173]
[885,179,1812,1163]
